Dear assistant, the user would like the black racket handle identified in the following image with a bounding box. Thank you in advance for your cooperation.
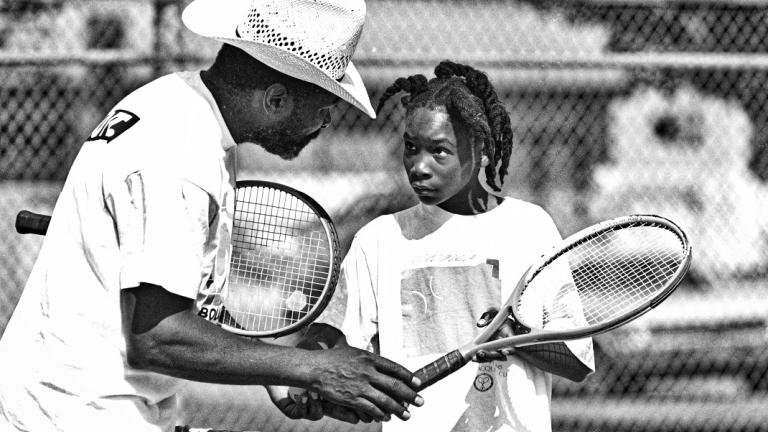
[16,210,51,236]
[413,349,468,391]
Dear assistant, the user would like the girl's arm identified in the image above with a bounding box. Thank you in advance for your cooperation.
[515,342,593,382]
[474,310,594,382]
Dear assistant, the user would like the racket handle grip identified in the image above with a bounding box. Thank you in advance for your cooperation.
[15,210,51,235]
[413,349,468,391]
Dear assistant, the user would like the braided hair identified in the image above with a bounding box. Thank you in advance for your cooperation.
[377,61,514,194]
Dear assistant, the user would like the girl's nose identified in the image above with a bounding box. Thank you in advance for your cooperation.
[409,155,432,179]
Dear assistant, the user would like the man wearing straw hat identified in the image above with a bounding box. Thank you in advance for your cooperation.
[0,1,424,431]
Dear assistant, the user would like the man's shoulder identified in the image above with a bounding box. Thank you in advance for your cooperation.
[117,72,214,129]
[127,72,200,102]
[90,72,230,193]
[85,72,213,146]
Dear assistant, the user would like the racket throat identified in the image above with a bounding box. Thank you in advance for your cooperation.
[509,315,530,336]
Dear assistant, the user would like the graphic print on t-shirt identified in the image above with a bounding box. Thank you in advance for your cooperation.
[400,255,500,358]
[87,109,140,143]
[196,186,235,324]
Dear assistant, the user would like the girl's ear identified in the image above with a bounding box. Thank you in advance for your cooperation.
[480,154,490,168]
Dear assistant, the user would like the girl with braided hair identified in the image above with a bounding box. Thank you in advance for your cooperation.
[317,61,594,432]
[376,60,516,214]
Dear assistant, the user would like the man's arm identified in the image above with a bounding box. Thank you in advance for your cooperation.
[121,283,423,421]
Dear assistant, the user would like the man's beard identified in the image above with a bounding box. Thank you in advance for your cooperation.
[248,127,323,160]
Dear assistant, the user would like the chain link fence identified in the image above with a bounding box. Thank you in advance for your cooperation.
[1,1,767,431]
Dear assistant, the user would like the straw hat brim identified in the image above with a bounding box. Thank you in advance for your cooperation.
[182,0,375,118]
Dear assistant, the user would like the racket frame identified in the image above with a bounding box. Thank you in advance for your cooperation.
[220,180,341,337]
[469,214,691,356]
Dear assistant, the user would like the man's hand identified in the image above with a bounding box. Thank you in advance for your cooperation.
[473,308,516,363]
[271,323,423,423]
[304,345,424,422]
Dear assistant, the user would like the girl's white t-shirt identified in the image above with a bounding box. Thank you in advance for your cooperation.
[320,199,595,432]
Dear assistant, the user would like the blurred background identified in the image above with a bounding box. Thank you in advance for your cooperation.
[1,0,767,431]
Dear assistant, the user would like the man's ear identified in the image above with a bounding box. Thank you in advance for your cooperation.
[263,83,291,115]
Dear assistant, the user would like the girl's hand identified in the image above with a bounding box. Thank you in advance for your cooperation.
[266,385,323,421]
[266,385,376,424]
[473,308,516,363]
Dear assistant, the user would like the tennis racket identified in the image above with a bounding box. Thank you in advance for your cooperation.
[413,214,691,391]
[14,180,341,338]
[221,180,340,337]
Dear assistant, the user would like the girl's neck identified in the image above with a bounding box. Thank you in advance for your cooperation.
[437,182,503,215]
[398,189,504,240]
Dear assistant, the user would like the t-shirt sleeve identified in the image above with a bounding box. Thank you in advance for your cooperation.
[106,169,212,299]
[316,232,380,352]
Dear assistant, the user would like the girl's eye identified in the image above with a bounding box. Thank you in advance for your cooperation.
[433,146,450,157]
[404,141,417,153]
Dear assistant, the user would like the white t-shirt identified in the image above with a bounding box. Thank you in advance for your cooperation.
[319,199,595,432]
[0,72,237,432]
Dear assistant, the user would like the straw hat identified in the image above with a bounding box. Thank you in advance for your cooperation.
[182,0,375,118]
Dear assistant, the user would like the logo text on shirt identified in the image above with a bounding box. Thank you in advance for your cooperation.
[88,109,140,143]
[198,305,227,324]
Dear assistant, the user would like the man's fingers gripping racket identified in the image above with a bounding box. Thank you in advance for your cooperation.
[342,361,422,421]
[374,355,423,391]
[367,356,424,421]
[413,214,691,391]
[15,210,51,235]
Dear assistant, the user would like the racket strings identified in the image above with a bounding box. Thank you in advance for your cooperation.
[518,222,686,330]
[226,185,332,332]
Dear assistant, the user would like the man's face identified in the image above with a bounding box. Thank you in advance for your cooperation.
[247,85,339,160]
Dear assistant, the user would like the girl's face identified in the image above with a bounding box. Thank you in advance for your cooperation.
[403,106,479,209]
